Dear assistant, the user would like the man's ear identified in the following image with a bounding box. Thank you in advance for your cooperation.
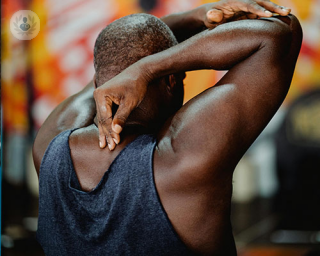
[165,72,186,94]
[166,74,176,94]
[93,73,97,88]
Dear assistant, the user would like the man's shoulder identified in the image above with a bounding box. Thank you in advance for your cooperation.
[69,125,103,158]
[34,129,74,178]
[33,128,73,175]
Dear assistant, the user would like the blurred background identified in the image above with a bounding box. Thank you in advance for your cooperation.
[1,0,320,255]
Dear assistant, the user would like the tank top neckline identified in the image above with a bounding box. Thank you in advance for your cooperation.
[66,128,151,195]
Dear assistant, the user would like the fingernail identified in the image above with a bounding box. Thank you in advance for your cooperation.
[113,124,122,134]
[108,143,112,151]
[113,138,118,145]
[264,10,272,15]
[207,10,215,16]
[99,141,103,148]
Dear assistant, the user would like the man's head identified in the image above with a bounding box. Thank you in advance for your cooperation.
[93,13,185,131]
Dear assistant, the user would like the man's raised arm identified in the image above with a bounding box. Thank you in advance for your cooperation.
[94,15,302,172]
[94,0,293,150]
[150,15,302,178]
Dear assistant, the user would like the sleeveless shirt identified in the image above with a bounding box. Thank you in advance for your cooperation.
[37,129,194,256]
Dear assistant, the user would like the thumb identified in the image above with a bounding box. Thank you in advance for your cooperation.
[206,9,224,23]
[112,101,135,134]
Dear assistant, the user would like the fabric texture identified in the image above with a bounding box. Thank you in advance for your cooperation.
[37,129,194,256]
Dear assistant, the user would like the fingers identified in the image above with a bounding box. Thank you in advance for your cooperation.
[245,0,291,18]
[243,1,273,17]
[98,115,116,151]
[257,0,291,16]
[94,90,117,150]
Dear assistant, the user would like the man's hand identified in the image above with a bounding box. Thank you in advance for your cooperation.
[93,64,149,150]
[197,0,291,29]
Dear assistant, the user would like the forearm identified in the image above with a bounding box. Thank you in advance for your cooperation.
[161,7,206,42]
[142,17,290,80]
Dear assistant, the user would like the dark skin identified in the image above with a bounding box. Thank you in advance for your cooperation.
[33,1,302,255]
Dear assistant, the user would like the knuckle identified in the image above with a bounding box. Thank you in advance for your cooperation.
[245,3,251,12]
[99,117,112,125]
[104,95,113,104]
[252,3,263,11]
[100,131,108,139]
[99,118,107,125]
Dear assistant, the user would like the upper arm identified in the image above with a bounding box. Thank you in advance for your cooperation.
[33,81,95,175]
[157,15,302,180]
[32,95,76,174]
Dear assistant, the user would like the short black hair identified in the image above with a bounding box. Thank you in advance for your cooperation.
[93,13,178,86]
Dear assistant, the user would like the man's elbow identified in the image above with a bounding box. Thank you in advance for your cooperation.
[288,14,303,36]
[262,14,302,66]
[288,14,303,52]
[273,14,302,53]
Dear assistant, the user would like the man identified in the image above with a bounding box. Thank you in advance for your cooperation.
[33,0,302,255]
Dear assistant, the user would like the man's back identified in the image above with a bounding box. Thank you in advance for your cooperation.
[68,125,237,255]
[38,127,195,255]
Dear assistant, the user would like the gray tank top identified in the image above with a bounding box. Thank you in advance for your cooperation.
[37,129,194,255]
